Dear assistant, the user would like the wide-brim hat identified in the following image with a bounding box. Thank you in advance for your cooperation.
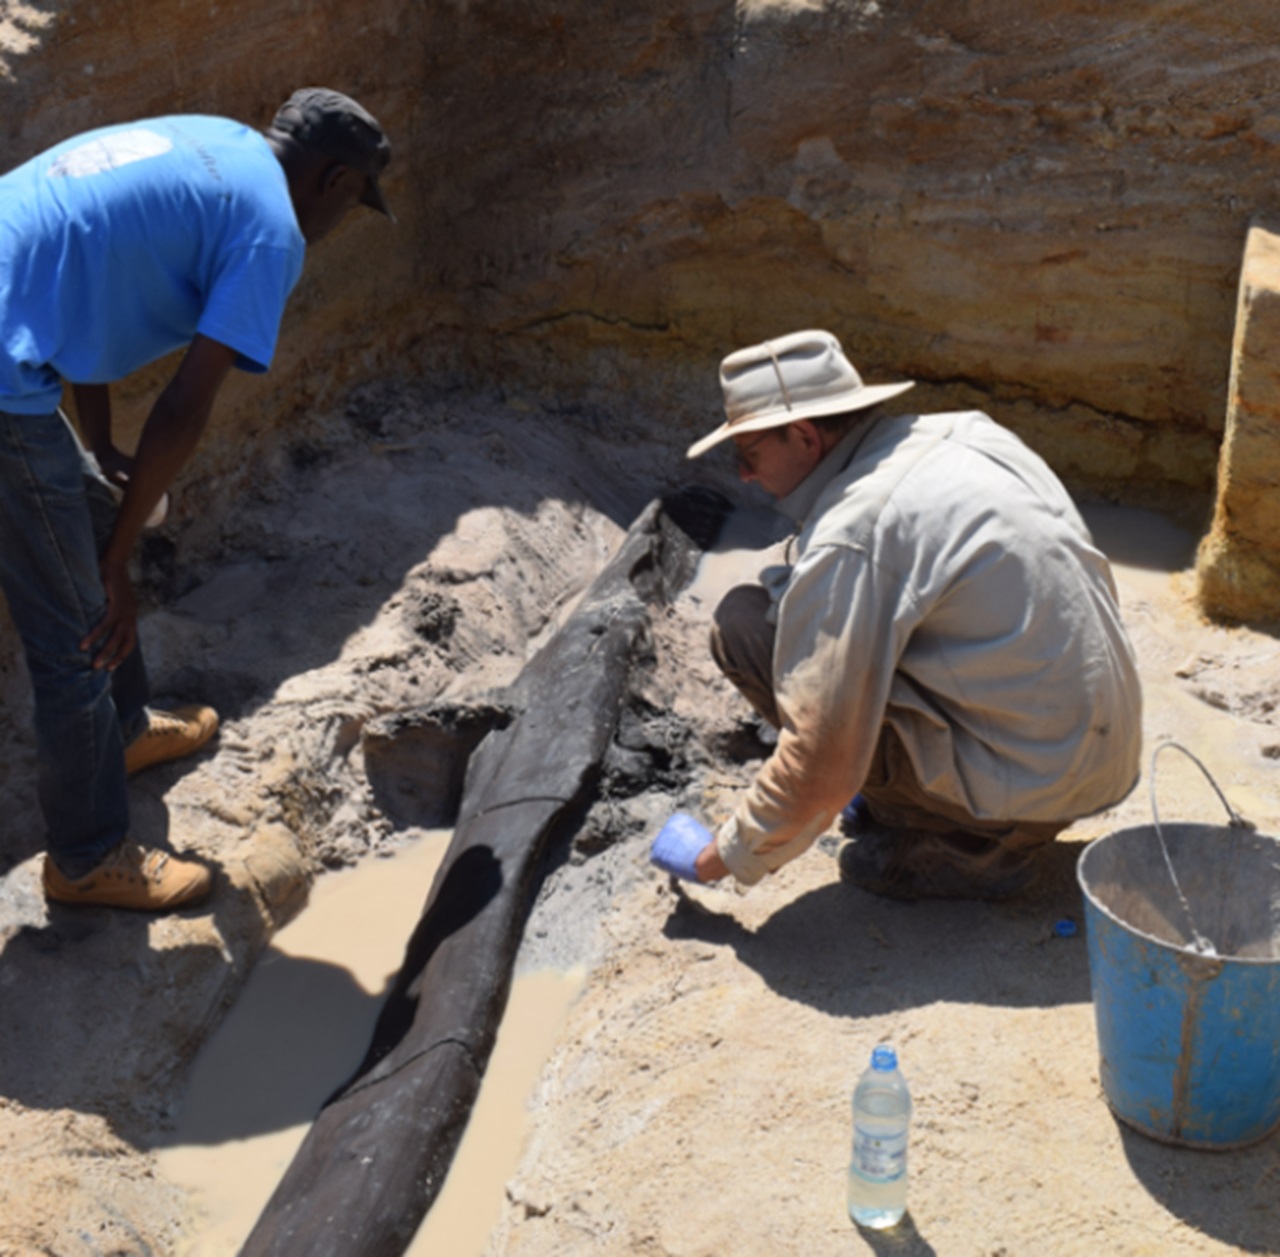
[687,329,914,459]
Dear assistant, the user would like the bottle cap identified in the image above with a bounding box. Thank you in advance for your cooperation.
[1054,918,1078,939]
[871,1045,897,1071]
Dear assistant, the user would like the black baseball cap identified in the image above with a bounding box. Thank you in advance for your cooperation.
[270,87,394,220]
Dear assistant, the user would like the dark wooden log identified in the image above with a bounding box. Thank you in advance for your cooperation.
[242,487,729,1257]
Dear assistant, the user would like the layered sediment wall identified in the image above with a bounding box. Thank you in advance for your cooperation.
[4,1,1280,518]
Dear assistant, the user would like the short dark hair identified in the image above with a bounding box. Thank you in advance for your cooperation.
[269,87,393,218]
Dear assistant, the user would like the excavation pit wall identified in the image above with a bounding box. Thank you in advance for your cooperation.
[7,1,1280,527]
[1196,221,1280,623]
[7,0,1280,735]
[4,0,1280,1249]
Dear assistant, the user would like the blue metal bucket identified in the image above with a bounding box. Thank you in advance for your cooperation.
[1078,796,1280,1149]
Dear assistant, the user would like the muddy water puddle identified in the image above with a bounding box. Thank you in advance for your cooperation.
[158,831,582,1254]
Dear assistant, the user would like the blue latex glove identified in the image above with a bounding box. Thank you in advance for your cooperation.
[650,813,714,882]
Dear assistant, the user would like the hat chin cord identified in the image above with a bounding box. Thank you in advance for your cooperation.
[764,342,794,412]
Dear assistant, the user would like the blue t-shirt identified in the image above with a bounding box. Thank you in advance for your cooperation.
[0,115,305,413]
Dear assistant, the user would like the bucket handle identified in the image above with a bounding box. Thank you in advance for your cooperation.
[1148,741,1252,957]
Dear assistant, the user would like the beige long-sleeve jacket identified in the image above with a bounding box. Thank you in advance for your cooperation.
[716,410,1142,886]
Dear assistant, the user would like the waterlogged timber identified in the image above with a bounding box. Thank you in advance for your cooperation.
[242,490,730,1256]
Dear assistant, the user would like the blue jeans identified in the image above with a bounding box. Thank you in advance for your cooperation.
[0,407,149,877]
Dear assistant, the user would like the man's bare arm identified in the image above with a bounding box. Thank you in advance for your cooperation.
[84,335,238,670]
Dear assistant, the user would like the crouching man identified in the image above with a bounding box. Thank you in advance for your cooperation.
[653,329,1141,900]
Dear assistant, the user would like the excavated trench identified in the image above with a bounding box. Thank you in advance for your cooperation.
[3,380,1280,1256]
[6,3,1280,1250]
[0,378,764,1253]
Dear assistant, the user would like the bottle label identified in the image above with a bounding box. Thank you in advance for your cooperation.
[852,1125,907,1183]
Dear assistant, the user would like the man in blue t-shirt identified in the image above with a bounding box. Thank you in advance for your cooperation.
[0,87,393,911]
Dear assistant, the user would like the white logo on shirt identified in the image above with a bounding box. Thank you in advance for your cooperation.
[47,128,173,178]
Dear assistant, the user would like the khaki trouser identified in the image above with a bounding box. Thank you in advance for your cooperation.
[710,583,1063,853]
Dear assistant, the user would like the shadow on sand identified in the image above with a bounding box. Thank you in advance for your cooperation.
[662,839,1095,1018]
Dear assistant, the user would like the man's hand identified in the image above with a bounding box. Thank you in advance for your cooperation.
[651,813,730,884]
[651,814,709,881]
[95,445,136,489]
[83,558,138,671]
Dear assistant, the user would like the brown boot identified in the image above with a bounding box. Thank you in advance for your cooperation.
[124,704,219,776]
[838,827,1044,901]
[43,841,212,911]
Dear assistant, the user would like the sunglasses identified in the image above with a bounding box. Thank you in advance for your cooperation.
[733,429,781,473]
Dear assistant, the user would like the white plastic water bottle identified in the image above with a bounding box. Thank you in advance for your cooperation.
[847,1044,911,1229]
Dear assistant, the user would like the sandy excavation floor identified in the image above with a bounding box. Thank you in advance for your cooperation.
[1,382,1279,1254]
[491,502,1280,1257]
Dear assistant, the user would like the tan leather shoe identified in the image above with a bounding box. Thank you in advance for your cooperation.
[124,704,219,776]
[43,841,212,911]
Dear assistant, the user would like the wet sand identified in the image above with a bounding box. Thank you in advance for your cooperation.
[157,830,582,1254]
